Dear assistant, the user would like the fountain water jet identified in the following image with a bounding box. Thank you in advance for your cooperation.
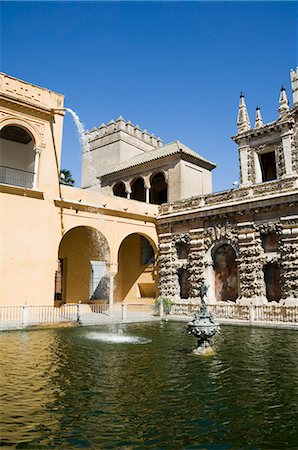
[65,107,99,188]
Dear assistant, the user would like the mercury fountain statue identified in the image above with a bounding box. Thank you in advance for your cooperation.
[187,282,220,356]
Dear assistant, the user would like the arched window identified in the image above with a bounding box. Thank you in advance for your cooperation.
[113,182,126,198]
[131,177,146,202]
[150,172,167,204]
[0,125,35,188]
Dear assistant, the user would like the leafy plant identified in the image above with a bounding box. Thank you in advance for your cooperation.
[154,296,172,315]
[60,169,75,186]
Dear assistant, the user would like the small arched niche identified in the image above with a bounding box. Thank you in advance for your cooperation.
[212,244,238,301]
[263,262,281,302]
[0,125,35,188]
[149,172,168,204]
[178,268,190,299]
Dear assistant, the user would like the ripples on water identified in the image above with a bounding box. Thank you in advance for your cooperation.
[0,323,297,449]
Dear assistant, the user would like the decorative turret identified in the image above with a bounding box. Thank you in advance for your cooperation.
[279,86,290,117]
[290,67,298,106]
[254,106,263,129]
[237,93,251,134]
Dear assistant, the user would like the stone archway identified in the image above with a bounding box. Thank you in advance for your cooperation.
[0,125,36,188]
[115,233,158,303]
[149,172,168,205]
[131,177,146,202]
[58,226,110,304]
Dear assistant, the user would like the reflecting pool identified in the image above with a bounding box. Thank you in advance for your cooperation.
[1,323,298,448]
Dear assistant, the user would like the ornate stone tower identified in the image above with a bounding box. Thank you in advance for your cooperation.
[233,68,298,187]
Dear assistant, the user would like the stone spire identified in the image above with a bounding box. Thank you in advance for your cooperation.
[279,86,290,117]
[237,93,251,133]
[254,106,263,128]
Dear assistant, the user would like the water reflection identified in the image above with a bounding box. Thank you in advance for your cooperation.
[0,323,297,448]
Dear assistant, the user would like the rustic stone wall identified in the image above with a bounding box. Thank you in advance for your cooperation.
[158,233,180,299]
[280,218,298,304]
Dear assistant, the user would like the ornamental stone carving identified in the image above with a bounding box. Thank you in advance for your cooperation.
[204,223,238,249]
[158,234,180,299]
[237,224,266,303]
[188,229,205,298]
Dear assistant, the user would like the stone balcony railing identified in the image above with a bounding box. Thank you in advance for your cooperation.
[170,301,298,324]
[159,177,298,216]
[0,165,34,189]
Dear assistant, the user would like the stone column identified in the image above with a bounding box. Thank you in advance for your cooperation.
[33,147,43,189]
[145,187,150,204]
[158,233,179,300]
[109,272,116,314]
[238,139,251,186]
[281,128,293,177]
[253,151,262,183]
[144,178,151,204]
[280,217,298,306]
[237,222,267,305]
[188,228,205,300]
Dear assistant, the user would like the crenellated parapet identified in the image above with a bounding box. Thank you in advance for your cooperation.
[85,116,163,149]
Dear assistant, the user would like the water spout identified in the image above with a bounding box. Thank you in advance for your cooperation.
[65,107,99,187]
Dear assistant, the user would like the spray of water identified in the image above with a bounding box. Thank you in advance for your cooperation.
[65,107,99,186]
[86,332,152,345]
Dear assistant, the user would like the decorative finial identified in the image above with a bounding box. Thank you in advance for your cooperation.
[254,106,263,128]
[237,93,251,133]
[279,86,290,117]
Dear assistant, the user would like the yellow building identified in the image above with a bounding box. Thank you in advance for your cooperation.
[0,73,159,308]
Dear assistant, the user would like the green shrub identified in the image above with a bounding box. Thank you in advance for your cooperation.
[154,296,172,315]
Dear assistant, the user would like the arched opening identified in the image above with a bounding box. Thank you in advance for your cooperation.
[0,125,35,188]
[213,244,238,301]
[113,182,126,198]
[149,172,168,204]
[178,268,190,299]
[263,263,281,302]
[58,226,110,304]
[115,233,157,303]
[131,177,146,202]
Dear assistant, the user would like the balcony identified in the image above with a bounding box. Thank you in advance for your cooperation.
[0,166,34,189]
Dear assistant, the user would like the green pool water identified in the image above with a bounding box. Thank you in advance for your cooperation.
[1,322,297,449]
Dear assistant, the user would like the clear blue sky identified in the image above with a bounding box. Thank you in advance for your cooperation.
[1,1,297,191]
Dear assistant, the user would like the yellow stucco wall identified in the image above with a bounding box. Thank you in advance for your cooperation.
[0,73,159,307]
